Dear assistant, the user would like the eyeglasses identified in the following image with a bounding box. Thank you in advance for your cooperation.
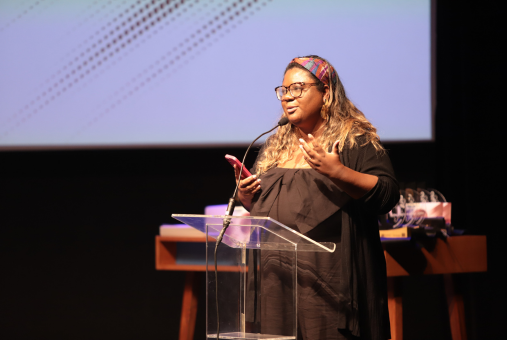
[274,82,319,100]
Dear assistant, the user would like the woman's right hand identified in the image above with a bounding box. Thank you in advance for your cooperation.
[234,164,261,210]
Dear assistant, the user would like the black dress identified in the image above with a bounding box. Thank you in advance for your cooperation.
[248,140,399,340]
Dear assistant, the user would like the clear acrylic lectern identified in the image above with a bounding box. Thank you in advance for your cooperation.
[172,214,336,340]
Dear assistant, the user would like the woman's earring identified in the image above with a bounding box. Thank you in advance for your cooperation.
[321,98,329,120]
[321,105,328,120]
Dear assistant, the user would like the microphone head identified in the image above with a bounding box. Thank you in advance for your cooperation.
[278,116,289,126]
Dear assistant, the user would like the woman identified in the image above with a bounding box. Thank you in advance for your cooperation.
[234,56,399,340]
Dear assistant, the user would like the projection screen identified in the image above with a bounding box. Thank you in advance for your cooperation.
[0,0,432,149]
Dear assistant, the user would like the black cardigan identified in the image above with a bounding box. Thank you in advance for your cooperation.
[249,139,399,339]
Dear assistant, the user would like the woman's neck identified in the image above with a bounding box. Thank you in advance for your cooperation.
[297,118,326,142]
[277,119,327,169]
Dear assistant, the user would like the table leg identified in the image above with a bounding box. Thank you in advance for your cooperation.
[179,271,200,340]
[444,274,467,340]
[388,277,403,340]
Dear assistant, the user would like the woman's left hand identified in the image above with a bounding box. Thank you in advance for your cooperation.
[299,134,379,199]
[299,134,343,177]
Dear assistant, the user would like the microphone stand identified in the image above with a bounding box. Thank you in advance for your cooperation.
[214,117,289,339]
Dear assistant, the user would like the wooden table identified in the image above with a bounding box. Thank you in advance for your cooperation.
[156,234,487,340]
[383,235,487,340]
[155,234,214,340]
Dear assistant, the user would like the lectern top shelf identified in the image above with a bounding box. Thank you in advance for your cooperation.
[172,214,336,253]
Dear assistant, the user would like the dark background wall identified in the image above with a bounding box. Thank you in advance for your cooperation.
[1,2,504,339]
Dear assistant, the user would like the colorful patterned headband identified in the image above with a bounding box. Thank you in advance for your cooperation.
[290,57,337,86]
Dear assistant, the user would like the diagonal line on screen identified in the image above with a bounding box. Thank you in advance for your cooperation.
[0,0,192,140]
[67,0,274,142]
[29,1,128,96]
[0,0,47,33]
[69,0,218,113]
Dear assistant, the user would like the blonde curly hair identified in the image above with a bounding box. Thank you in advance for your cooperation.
[256,55,384,175]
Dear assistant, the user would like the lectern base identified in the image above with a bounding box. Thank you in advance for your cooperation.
[207,332,295,340]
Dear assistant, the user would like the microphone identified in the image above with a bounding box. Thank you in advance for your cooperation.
[216,116,290,245]
[277,116,290,126]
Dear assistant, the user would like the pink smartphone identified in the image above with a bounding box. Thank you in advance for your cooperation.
[225,154,252,179]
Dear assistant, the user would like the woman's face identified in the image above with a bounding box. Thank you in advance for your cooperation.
[280,68,329,132]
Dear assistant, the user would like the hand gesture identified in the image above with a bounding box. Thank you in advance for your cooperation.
[299,134,344,177]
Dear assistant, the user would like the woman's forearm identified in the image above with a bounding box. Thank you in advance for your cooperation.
[329,164,378,200]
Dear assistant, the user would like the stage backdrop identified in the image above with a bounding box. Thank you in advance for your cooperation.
[0,0,431,148]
